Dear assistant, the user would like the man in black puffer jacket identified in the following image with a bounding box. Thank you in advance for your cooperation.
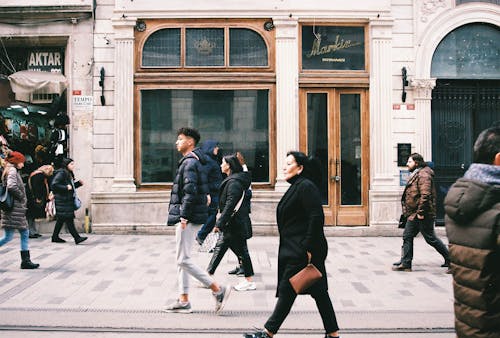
[445,125,500,338]
[165,127,231,315]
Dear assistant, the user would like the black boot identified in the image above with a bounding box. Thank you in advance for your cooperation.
[20,250,40,269]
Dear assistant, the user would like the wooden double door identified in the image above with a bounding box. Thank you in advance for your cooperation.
[299,88,369,226]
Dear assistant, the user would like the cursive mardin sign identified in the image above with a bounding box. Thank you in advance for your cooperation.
[302,26,365,70]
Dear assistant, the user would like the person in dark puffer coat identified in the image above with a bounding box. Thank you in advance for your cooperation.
[445,125,500,338]
[165,127,230,315]
[196,139,223,245]
[50,157,87,244]
[0,151,39,269]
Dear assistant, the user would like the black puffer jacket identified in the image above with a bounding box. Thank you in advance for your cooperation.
[445,178,500,338]
[215,171,251,238]
[51,168,81,219]
[167,148,209,225]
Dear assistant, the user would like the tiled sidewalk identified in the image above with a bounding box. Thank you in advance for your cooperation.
[0,234,454,333]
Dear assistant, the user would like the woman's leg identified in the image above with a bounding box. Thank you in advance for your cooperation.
[206,233,230,275]
[0,228,14,246]
[264,281,297,335]
[65,218,81,240]
[311,289,340,335]
[19,229,29,251]
[230,237,254,278]
[52,217,65,240]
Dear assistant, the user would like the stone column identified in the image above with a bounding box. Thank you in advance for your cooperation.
[273,17,299,192]
[370,18,394,188]
[111,17,137,192]
[410,78,436,162]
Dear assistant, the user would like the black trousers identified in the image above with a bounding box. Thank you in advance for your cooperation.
[207,232,254,277]
[265,280,339,334]
[52,216,81,240]
[401,217,449,267]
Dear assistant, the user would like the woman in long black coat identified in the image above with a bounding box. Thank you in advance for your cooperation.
[51,157,87,244]
[245,151,340,338]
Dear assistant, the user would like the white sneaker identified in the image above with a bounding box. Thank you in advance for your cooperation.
[234,280,256,291]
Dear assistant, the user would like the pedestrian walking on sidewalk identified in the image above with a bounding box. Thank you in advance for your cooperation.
[196,139,223,246]
[26,164,54,238]
[392,153,450,272]
[207,153,256,292]
[445,125,500,338]
[50,158,87,245]
[0,151,39,269]
[165,127,230,315]
[245,151,340,338]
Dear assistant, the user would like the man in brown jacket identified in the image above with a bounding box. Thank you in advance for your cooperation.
[393,153,450,272]
[445,125,500,338]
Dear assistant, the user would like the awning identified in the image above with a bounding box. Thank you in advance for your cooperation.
[8,70,67,95]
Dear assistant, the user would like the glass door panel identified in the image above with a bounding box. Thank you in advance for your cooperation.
[340,94,362,205]
[307,93,329,205]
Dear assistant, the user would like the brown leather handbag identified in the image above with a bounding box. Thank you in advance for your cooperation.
[289,257,323,294]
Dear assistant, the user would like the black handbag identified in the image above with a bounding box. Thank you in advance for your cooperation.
[398,214,407,228]
[0,184,14,211]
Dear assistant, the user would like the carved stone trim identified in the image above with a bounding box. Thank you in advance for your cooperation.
[420,0,447,22]
[410,78,436,100]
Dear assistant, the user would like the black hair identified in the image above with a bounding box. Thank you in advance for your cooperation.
[409,153,427,168]
[473,125,500,164]
[177,127,200,145]
[223,154,243,174]
[286,151,322,188]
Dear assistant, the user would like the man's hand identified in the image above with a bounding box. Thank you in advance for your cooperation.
[417,214,424,220]
[180,218,188,229]
[206,194,211,206]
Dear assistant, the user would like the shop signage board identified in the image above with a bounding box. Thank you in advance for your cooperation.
[27,50,64,73]
[72,95,93,111]
[302,26,365,70]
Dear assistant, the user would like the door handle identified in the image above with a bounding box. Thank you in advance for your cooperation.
[330,159,341,182]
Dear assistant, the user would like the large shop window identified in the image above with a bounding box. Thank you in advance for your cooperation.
[140,89,270,184]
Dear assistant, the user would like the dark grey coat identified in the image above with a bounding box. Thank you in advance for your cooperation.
[1,165,28,230]
[51,168,81,219]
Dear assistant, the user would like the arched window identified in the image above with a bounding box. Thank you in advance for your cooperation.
[431,23,500,79]
[141,27,269,68]
[142,28,181,67]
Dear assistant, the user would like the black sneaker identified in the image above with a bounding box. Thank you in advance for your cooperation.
[52,237,66,243]
[75,237,88,245]
[392,264,412,272]
[228,266,240,275]
[441,260,450,268]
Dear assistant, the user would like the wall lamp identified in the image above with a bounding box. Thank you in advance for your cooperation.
[99,67,105,106]
[401,67,409,103]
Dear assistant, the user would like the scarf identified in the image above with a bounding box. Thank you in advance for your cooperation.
[464,163,500,186]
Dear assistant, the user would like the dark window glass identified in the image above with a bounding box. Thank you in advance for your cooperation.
[229,28,268,66]
[302,26,365,70]
[186,28,224,66]
[140,89,269,183]
[431,23,500,79]
[141,90,174,183]
[456,0,499,4]
[142,29,181,67]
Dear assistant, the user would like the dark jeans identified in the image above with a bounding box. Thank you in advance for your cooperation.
[207,232,254,277]
[401,217,449,267]
[197,202,218,242]
[265,281,339,334]
[52,217,82,240]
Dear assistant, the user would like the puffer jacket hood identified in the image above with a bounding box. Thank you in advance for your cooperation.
[191,147,207,165]
[201,140,218,159]
[229,171,251,191]
[444,178,500,225]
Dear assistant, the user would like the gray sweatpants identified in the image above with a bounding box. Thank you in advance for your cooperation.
[175,222,214,294]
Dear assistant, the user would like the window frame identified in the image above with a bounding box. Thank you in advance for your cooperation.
[133,83,277,190]
[135,19,275,72]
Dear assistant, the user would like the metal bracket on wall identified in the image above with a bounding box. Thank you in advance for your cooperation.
[401,67,409,103]
[99,67,105,106]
